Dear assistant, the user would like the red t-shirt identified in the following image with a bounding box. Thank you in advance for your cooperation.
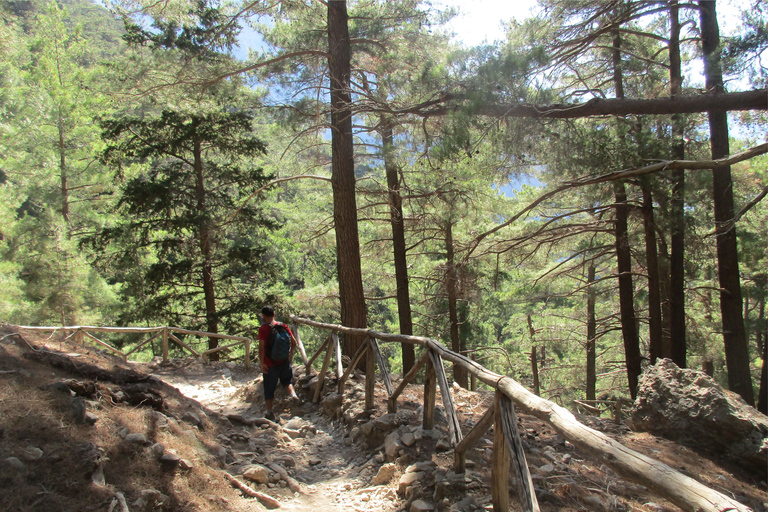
[258,322,294,369]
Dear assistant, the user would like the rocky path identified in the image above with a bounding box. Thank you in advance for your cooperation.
[145,359,403,512]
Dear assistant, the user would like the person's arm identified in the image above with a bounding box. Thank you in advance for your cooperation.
[258,326,268,373]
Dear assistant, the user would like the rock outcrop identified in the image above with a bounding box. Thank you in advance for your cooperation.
[629,358,768,476]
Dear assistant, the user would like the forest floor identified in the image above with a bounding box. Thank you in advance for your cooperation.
[1,325,767,512]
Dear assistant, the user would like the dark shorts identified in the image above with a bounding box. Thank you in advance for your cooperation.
[263,362,293,400]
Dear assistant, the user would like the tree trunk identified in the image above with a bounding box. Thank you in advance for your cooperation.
[445,221,467,388]
[194,136,219,358]
[381,117,415,373]
[759,330,767,414]
[669,0,687,367]
[641,182,663,364]
[658,238,673,357]
[758,295,767,414]
[612,30,641,399]
[328,0,368,360]
[58,116,70,224]
[587,265,597,402]
[699,0,755,405]
[615,181,642,398]
[528,315,539,397]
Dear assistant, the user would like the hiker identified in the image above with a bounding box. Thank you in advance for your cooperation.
[258,305,300,420]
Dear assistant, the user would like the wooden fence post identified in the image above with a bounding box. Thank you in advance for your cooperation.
[244,337,251,371]
[492,390,510,512]
[365,337,376,410]
[291,323,310,368]
[429,350,463,446]
[162,327,169,364]
[313,335,334,404]
[333,333,343,379]
[423,350,437,430]
[370,337,393,395]
[499,393,539,512]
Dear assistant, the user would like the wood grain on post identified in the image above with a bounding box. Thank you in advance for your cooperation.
[365,337,376,410]
[313,335,334,404]
[162,327,169,364]
[291,323,310,367]
[423,351,437,430]
[499,394,539,512]
[430,350,463,446]
[491,391,510,512]
[332,333,343,379]
[371,337,394,395]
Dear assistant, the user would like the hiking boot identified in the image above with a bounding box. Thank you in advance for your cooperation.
[289,394,302,406]
[264,410,276,422]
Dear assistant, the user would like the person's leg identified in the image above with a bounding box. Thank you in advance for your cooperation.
[278,364,299,400]
[263,367,279,418]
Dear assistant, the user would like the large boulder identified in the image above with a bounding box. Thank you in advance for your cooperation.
[629,358,768,476]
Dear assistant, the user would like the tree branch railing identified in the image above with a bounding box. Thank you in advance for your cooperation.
[12,325,253,370]
[289,315,751,512]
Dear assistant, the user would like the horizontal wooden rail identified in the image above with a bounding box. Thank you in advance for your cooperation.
[289,315,751,512]
[12,325,253,370]
[16,325,165,334]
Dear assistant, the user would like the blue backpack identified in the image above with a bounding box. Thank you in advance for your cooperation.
[267,322,292,363]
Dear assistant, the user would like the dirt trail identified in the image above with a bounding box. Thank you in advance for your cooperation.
[146,360,401,512]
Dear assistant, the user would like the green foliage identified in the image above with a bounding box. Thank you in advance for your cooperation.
[122,0,238,60]
[90,102,278,333]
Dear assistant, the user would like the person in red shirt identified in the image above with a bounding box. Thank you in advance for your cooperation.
[258,305,299,420]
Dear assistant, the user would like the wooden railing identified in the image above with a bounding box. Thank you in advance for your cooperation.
[12,325,253,370]
[288,315,751,512]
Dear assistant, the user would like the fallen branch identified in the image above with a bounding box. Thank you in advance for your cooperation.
[222,472,281,509]
[268,463,302,494]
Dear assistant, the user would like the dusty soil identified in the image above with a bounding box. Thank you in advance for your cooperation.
[1,325,767,512]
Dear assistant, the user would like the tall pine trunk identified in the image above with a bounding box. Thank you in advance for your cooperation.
[699,0,754,405]
[586,265,597,401]
[329,0,368,359]
[382,117,415,373]
[57,115,70,225]
[194,135,219,359]
[641,182,663,364]
[612,28,642,399]
[445,221,467,388]
[669,0,687,367]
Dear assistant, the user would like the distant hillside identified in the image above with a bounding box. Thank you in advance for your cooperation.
[3,0,124,59]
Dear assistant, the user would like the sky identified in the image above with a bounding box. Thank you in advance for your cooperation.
[436,0,538,46]
[438,0,745,47]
